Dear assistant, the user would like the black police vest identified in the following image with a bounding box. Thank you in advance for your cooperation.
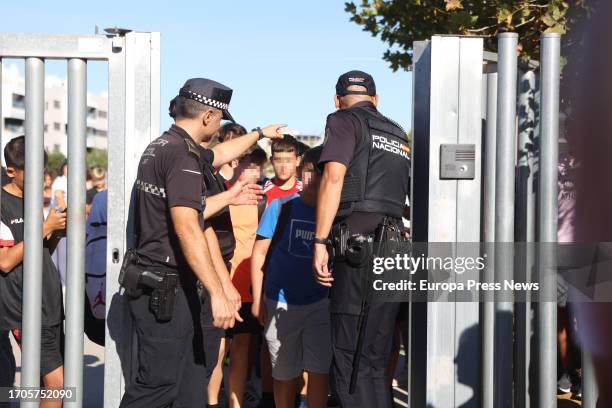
[201,161,236,262]
[337,107,411,219]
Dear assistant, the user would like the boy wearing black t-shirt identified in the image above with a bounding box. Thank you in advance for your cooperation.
[0,136,66,406]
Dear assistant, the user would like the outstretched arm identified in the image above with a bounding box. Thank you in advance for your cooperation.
[211,124,286,168]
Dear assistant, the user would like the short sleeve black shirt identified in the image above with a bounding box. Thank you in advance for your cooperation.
[0,189,63,330]
[135,125,208,268]
[319,101,383,167]
[319,101,396,234]
[199,145,235,262]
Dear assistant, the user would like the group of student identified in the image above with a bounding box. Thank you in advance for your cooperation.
[204,122,407,408]
[0,125,402,408]
[202,123,331,408]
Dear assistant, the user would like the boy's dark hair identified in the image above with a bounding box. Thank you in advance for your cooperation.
[238,145,267,166]
[300,145,323,173]
[218,123,247,143]
[249,147,268,166]
[4,136,48,169]
[271,134,298,156]
[168,95,213,120]
[295,140,309,157]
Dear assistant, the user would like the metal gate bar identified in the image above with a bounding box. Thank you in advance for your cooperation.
[481,67,497,408]
[537,32,561,408]
[65,58,87,407]
[516,67,538,408]
[21,56,45,408]
[494,32,518,408]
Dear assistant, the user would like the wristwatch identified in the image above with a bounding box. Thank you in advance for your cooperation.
[255,126,265,140]
[313,237,331,246]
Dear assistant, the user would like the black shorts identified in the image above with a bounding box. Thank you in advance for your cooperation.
[226,302,262,337]
[12,324,64,377]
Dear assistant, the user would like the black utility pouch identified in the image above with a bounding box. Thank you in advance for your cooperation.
[118,249,144,297]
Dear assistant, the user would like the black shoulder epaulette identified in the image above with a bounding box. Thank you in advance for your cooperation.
[184,138,201,158]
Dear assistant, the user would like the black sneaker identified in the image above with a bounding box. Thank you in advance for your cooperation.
[558,372,571,394]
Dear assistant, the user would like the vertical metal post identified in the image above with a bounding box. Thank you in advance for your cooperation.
[582,349,598,408]
[104,32,161,407]
[65,58,87,408]
[538,32,560,408]
[104,34,128,407]
[494,32,518,408]
[482,69,497,408]
[516,68,537,408]
[21,57,45,407]
[0,58,3,210]
[408,40,431,408]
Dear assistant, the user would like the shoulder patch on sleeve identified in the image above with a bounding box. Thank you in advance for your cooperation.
[184,138,201,159]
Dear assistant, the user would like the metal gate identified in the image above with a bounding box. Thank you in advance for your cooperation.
[1,29,602,408]
[0,30,160,407]
[410,33,599,408]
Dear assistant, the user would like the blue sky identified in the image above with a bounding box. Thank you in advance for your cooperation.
[2,0,413,135]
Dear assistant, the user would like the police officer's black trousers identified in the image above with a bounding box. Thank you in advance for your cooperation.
[120,286,206,408]
[329,257,400,408]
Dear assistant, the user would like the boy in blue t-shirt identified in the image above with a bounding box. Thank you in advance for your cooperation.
[251,146,330,408]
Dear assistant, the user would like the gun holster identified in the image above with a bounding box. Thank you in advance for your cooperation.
[118,249,179,322]
[118,249,143,297]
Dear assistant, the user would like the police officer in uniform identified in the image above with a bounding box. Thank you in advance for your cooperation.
[313,71,411,407]
[120,78,285,407]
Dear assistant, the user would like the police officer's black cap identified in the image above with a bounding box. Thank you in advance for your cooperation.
[178,78,235,122]
[335,70,376,97]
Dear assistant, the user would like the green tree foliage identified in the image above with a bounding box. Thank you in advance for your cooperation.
[46,148,107,174]
[86,148,108,169]
[345,0,593,71]
[47,150,66,173]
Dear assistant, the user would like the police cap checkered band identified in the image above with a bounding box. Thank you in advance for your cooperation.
[179,89,229,110]
[177,78,235,122]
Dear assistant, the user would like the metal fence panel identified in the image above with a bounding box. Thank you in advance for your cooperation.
[0,31,159,407]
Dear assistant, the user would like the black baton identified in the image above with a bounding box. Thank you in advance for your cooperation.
[349,219,388,394]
